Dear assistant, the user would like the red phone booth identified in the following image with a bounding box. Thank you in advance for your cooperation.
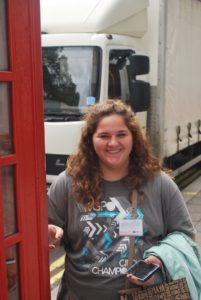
[0,0,50,299]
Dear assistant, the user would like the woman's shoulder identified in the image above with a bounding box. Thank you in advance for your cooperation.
[49,171,73,192]
[143,170,177,192]
[154,170,175,184]
[56,170,72,182]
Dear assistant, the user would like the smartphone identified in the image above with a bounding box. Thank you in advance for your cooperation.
[127,260,160,282]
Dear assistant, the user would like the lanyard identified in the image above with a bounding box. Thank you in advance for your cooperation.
[126,190,138,288]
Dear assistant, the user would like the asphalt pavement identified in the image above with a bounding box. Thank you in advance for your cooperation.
[182,175,201,250]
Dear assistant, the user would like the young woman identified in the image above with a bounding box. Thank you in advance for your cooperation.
[48,100,195,300]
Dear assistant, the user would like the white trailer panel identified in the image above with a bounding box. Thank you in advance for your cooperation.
[164,0,201,157]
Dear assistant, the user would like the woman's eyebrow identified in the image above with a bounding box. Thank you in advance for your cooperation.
[97,129,129,135]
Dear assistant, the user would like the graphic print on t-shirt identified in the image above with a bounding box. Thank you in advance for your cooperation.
[79,196,144,277]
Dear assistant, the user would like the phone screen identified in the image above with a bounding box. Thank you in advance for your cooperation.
[127,260,160,281]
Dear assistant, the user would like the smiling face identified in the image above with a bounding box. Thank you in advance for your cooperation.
[92,114,133,180]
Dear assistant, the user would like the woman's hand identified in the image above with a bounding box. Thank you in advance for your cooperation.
[144,256,162,267]
[48,224,63,250]
[127,256,162,286]
[127,273,154,286]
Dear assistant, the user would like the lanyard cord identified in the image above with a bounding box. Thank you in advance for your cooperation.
[125,190,138,288]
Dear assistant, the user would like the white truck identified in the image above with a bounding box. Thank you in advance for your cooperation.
[40,0,201,183]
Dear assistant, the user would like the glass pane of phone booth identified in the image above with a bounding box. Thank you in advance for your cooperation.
[1,165,17,237]
[0,82,13,155]
[0,0,9,70]
[5,244,20,300]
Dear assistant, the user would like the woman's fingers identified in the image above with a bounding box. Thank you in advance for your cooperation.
[49,244,56,250]
[144,256,162,267]
[127,274,154,286]
[48,225,64,248]
[127,274,144,286]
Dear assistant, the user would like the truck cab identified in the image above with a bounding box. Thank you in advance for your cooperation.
[43,34,150,182]
[41,0,150,183]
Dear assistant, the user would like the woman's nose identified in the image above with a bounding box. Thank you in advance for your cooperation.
[108,135,118,145]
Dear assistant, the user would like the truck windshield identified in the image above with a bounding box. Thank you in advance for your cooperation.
[42,46,101,119]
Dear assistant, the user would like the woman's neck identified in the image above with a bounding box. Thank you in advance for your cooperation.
[101,166,128,182]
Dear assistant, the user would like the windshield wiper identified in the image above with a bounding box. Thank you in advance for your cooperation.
[44,111,83,122]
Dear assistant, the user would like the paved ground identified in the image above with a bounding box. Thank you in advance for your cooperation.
[50,176,201,299]
[182,175,201,250]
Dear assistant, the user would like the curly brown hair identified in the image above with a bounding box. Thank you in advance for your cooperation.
[67,99,161,210]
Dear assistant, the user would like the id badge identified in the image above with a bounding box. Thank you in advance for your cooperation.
[119,219,143,236]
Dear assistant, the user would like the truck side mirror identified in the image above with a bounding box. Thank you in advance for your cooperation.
[129,80,150,112]
[128,55,149,76]
[127,55,150,112]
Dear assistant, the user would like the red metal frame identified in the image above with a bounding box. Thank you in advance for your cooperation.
[0,0,50,299]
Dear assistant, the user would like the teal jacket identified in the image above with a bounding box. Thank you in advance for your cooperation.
[144,232,201,300]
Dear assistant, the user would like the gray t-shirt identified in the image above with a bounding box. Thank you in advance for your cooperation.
[48,171,195,300]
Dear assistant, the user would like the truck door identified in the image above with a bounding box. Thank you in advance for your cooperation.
[108,49,134,101]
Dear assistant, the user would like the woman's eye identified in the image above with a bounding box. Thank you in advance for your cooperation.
[117,133,127,137]
[96,132,128,139]
[99,135,109,139]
